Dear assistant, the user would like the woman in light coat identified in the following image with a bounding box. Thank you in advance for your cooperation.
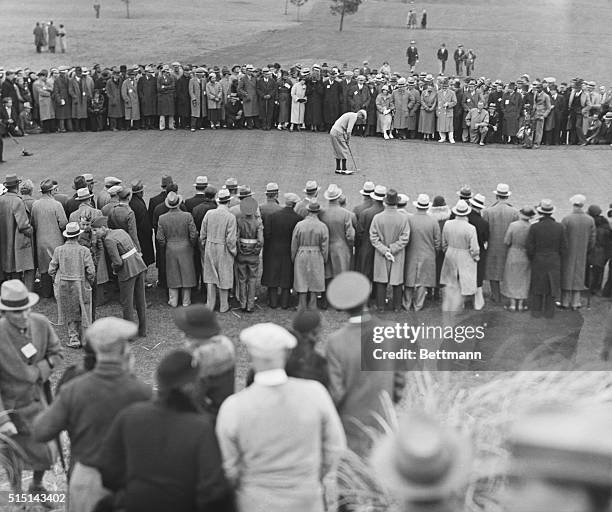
[48,223,96,348]
[375,86,394,139]
[440,200,480,310]
[121,73,140,127]
[419,81,438,140]
[290,76,307,130]
[501,207,535,311]
[206,73,223,128]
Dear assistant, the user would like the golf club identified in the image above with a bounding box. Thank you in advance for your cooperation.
[346,139,358,174]
[7,131,33,156]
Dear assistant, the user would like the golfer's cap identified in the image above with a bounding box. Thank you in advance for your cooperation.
[327,271,371,310]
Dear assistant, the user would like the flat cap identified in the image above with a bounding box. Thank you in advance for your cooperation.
[86,317,138,353]
[327,271,372,310]
[240,323,297,358]
[107,185,122,196]
[104,176,122,187]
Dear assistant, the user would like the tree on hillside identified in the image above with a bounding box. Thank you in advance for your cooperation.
[122,0,131,19]
[330,0,363,32]
[291,0,308,21]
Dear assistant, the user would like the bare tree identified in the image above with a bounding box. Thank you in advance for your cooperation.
[122,0,131,19]
[330,0,363,31]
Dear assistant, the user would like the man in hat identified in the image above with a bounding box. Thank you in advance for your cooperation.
[68,187,101,223]
[587,111,612,145]
[234,196,263,313]
[200,189,237,313]
[352,181,375,267]
[64,175,94,218]
[325,272,405,457]
[184,176,209,212]
[356,185,386,281]
[31,179,68,298]
[93,217,147,336]
[329,110,367,174]
[52,66,73,132]
[261,193,301,309]
[347,75,371,136]
[106,68,124,131]
[295,180,321,217]
[502,81,523,144]
[568,79,589,145]
[216,323,346,512]
[0,174,35,290]
[148,175,174,287]
[339,70,356,114]
[192,185,218,232]
[157,65,176,130]
[461,80,481,142]
[468,193,489,309]
[560,195,595,309]
[503,406,612,512]
[370,413,471,510]
[440,200,480,311]
[138,65,158,129]
[129,180,155,267]
[237,65,259,129]
[229,186,261,219]
[0,97,22,136]
[406,40,419,73]
[482,184,518,303]
[403,194,441,311]
[436,77,457,143]
[100,184,123,216]
[291,202,329,309]
[465,100,489,145]
[69,66,91,132]
[259,182,281,228]
[531,81,552,148]
[97,349,234,512]
[33,317,152,512]
[526,200,567,318]
[256,67,277,130]
[453,44,466,75]
[157,192,198,308]
[96,176,122,211]
[391,77,410,139]
[0,280,62,497]
[322,68,342,130]
[370,190,411,311]
[437,43,449,75]
[107,187,141,251]
[319,184,355,307]
[147,175,173,222]
[48,221,96,348]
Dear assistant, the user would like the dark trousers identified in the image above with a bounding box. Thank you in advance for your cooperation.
[119,272,146,336]
[6,270,35,291]
[259,100,275,130]
[602,260,612,297]
[0,136,3,161]
[39,273,54,298]
[530,293,555,318]
[268,287,291,309]
[375,282,402,311]
[72,118,87,132]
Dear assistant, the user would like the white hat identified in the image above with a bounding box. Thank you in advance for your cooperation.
[370,185,387,201]
[451,200,471,216]
[0,279,39,311]
[240,323,297,358]
[324,184,343,201]
[569,194,586,206]
[493,183,511,197]
[469,193,486,210]
[413,193,431,209]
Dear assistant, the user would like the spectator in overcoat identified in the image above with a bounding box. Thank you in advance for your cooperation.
[237,64,259,128]
[106,68,124,131]
[157,65,176,130]
[129,180,155,267]
[137,66,158,129]
[52,66,72,131]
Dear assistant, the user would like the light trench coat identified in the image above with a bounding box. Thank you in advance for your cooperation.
[369,206,411,285]
[440,217,479,295]
[291,81,307,124]
[200,205,237,289]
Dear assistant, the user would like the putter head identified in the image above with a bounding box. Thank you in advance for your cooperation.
[22,150,33,157]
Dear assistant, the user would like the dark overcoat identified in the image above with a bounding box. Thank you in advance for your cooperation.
[468,211,489,287]
[175,74,191,118]
[526,216,567,298]
[322,79,342,124]
[105,78,124,119]
[157,73,176,116]
[52,74,72,119]
[261,206,301,288]
[355,202,384,280]
[130,194,155,266]
[137,74,157,116]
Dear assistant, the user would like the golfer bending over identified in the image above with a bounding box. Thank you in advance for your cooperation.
[330,109,366,175]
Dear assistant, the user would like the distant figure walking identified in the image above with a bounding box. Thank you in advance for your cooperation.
[406,10,417,29]
[47,21,58,53]
[94,1,101,18]
[465,49,477,77]
[33,22,44,53]
[58,24,67,53]
[421,9,427,29]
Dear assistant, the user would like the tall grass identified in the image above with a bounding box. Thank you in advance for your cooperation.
[327,371,612,512]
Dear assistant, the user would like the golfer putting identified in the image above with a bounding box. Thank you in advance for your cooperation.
[330,109,367,175]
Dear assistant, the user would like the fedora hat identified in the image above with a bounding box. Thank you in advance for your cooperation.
[536,199,555,215]
[217,188,231,203]
[173,304,220,339]
[224,177,238,190]
[452,200,471,216]
[324,184,343,201]
[304,180,319,194]
[469,193,485,210]
[193,176,208,189]
[75,187,93,201]
[370,412,471,501]
[370,185,387,201]
[161,175,173,187]
[104,176,122,187]
[456,185,472,200]
[398,194,409,207]
[493,183,511,197]
[63,222,82,238]
[308,202,321,213]
[0,279,39,311]
[237,186,252,199]
[131,179,145,193]
[40,178,57,194]
[569,194,586,206]
[265,182,279,194]
[327,271,371,310]
[3,174,20,188]
[82,173,95,184]
[519,206,536,218]
[360,181,376,196]
[165,191,181,209]
[413,193,431,209]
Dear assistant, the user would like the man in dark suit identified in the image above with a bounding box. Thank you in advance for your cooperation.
[348,75,371,136]
[148,175,173,223]
[0,97,22,136]
[322,70,342,129]
[568,79,589,145]
[437,43,449,75]
[544,84,564,145]
[461,80,481,142]
[129,180,155,267]
[256,67,277,130]
[339,71,356,114]
[406,41,419,73]
[0,71,19,113]
[557,82,571,144]
[453,44,466,75]
[452,80,465,142]
[184,176,208,213]
[148,175,173,288]
[468,194,489,309]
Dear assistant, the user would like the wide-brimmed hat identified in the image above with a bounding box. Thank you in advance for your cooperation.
[308,202,321,213]
[75,187,94,201]
[370,412,471,501]
[63,222,82,238]
[324,184,343,201]
[469,193,485,210]
[131,179,145,193]
[371,185,387,201]
[493,183,511,197]
[156,350,199,391]
[224,177,238,190]
[360,181,376,196]
[304,180,320,194]
[326,271,371,310]
[519,206,536,218]
[237,186,252,199]
[193,176,208,189]
[40,178,57,193]
[536,199,555,215]
[165,191,181,209]
[265,182,279,194]
[398,194,409,207]
[174,304,220,339]
[3,174,20,188]
[0,279,39,311]
[413,193,431,209]
[456,185,472,200]
[217,189,231,203]
[452,200,471,216]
